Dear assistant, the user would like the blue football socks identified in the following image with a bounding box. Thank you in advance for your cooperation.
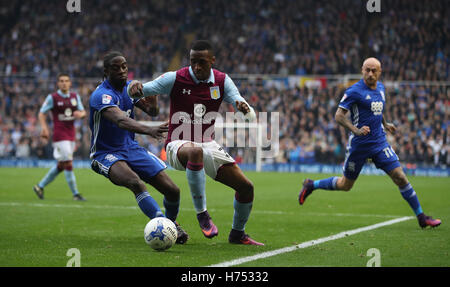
[399,183,423,216]
[135,191,164,219]
[163,198,180,222]
[313,176,338,190]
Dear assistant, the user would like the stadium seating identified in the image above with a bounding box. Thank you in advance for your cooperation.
[0,0,448,167]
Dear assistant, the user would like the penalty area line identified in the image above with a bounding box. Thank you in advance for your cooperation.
[208,216,414,267]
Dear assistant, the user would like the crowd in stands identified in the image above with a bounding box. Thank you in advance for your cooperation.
[0,0,448,168]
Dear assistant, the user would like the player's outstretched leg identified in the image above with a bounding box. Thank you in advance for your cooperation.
[299,176,353,205]
[178,144,218,239]
[144,170,189,244]
[33,163,63,199]
[215,164,264,246]
[388,167,441,229]
[109,161,165,219]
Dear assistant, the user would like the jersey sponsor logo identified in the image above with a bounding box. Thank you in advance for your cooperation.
[57,108,75,121]
[57,101,64,106]
[102,94,112,104]
[64,108,72,117]
[371,101,383,115]
[210,86,220,100]
[182,89,191,95]
[194,104,206,117]
[365,94,371,100]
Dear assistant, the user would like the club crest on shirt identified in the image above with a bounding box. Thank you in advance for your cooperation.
[71,98,77,106]
[102,94,112,104]
[210,86,220,100]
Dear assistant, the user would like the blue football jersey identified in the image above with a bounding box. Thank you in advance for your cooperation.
[338,79,387,150]
[89,80,139,158]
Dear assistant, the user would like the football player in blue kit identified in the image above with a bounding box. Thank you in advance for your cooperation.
[89,51,189,243]
[298,57,441,229]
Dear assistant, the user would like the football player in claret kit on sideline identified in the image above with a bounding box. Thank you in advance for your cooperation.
[128,40,264,245]
[33,73,87,201]
[298,57,441,229]
[88,51,189,244]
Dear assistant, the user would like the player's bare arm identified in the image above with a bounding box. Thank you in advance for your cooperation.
[38,112,50,140]
[382,116,396,134]
[101,106,168,140]
[135,95,159,117]
[335,107,370,136]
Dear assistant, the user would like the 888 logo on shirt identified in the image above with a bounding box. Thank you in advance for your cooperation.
[371,101,383,115]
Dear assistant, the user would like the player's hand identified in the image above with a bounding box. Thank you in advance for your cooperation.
[235,101,250,114]
[73,110,86,119]
[148,121,169,140]
[127,80,144,99]
[40,127,50,140]
[384,123,396,134]
[355,126,370,136]
[139,95,159,116]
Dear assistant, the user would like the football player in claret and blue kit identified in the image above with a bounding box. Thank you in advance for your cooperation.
[128,40,263,245]
[33,73,86,201]
[298,57,441,229]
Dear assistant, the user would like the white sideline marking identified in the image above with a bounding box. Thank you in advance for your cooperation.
[0,202,401,218]
[208,216,414,267]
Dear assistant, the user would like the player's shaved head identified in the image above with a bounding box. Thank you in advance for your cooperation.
[362,57,381,70]
[361,57,382,89]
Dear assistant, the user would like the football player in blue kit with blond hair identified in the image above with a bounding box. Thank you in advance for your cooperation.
[299,57,441,229]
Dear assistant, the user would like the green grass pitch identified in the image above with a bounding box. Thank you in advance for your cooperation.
[0,167,448,267]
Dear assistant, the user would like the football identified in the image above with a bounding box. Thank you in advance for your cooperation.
[144,217,178,251]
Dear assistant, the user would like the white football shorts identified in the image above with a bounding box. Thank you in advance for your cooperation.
[53,140,75,161]
[166,140,235,179]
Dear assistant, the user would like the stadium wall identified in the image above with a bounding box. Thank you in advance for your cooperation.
[1,159,448,177]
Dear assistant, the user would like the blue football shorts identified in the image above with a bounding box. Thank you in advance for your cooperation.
[343,142,401,180]
[91,144,167,182]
